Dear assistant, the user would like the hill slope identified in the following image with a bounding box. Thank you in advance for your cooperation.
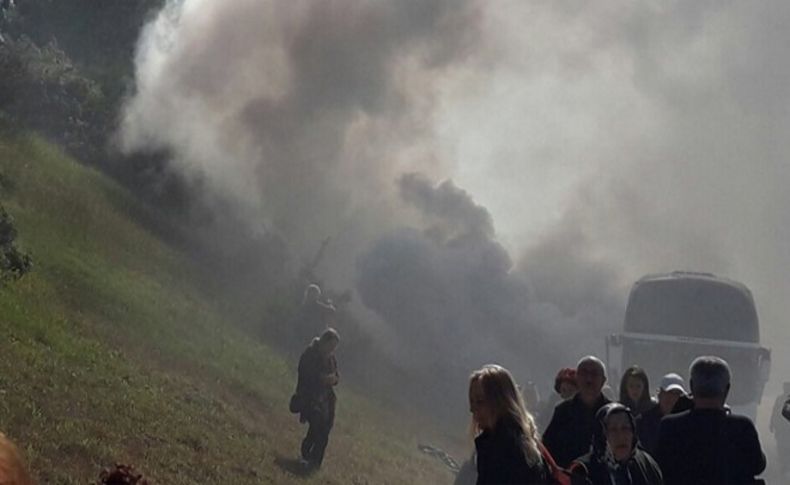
[0,133,455,484]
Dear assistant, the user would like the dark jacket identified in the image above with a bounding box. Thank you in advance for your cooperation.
[655,408,766,485]
[782,396,790,422]
[543,393,611,468]
[295,339,338,423]
[475,417,549,485]
[622,397,658,419]
[636,404,664,456]
[570,449,663,485]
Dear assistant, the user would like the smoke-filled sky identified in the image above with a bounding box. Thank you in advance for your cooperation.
[121,0,790,392]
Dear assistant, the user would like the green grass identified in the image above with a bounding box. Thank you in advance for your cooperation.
[0,134,456,484]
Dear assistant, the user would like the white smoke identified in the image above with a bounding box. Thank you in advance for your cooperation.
[122,0,790,413]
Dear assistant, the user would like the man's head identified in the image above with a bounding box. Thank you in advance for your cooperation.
[303,284,322,304]
[576,356,607,404]
[689,356,731,407]
[657,373,687,414]
[318,327,340,355]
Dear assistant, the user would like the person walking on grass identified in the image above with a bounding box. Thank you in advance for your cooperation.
[291,328,340,471]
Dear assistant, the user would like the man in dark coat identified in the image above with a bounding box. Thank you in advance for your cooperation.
[293,328,340,470]
[543,356,611,468]
[636,372,687,455]
[656,356,766,485]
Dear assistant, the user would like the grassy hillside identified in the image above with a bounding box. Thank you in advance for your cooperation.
[0,133,456,484]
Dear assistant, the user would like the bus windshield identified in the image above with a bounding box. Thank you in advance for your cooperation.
[624,277,759,342]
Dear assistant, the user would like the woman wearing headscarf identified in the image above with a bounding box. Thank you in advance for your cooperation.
[569,403,663,485]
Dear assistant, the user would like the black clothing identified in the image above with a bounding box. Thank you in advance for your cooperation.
[622,397,657,418]
[636,404,664,456]
[475,417,549,485]
[782,395,790,422]
[570,449,663,485]
[656,408,765,485]
[294,339,338,467]
[670,395,693,414]
[543,393,612,468]
[301,415,333,467]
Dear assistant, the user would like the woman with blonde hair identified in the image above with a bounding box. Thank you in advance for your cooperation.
[469,364,550,484]
[0,432,34,485]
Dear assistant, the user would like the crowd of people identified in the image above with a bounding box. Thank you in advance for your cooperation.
[286,281,782,485]
[1,282,787,484]
[287,284,783,484]
[465,356,773,485]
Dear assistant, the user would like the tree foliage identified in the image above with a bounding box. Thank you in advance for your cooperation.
[0,205,32,280]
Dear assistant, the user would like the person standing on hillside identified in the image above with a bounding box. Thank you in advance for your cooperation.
[291,328,340,471]
[295,284,336,346]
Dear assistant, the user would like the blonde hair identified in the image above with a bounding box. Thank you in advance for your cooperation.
[469,365,542,466]
[0,433,34,485]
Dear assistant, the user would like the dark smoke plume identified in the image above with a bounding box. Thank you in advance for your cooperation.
[121,0,482,286]
[122,0,790,430]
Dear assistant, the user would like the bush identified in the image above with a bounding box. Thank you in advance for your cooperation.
[0,35,106,160]
[0,205,32,280]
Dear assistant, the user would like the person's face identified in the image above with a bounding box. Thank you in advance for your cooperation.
[577,361,606,398]
[658,389,682,414]
[469,380,496,431]
[559,381,578,400]
[319,338,338,355]
[626,376,644,402]
[605,413,634,462]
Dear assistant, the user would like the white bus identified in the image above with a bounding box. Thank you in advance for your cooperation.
[606,272,771,418]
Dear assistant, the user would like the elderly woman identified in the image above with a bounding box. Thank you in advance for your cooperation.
[569,403,663,485]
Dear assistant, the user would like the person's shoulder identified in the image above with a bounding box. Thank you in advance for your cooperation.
[634,447,659,466]
[660,409,690,427]
[725,412,758,429]
[642,402,661,417]
[554,397,576,414]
